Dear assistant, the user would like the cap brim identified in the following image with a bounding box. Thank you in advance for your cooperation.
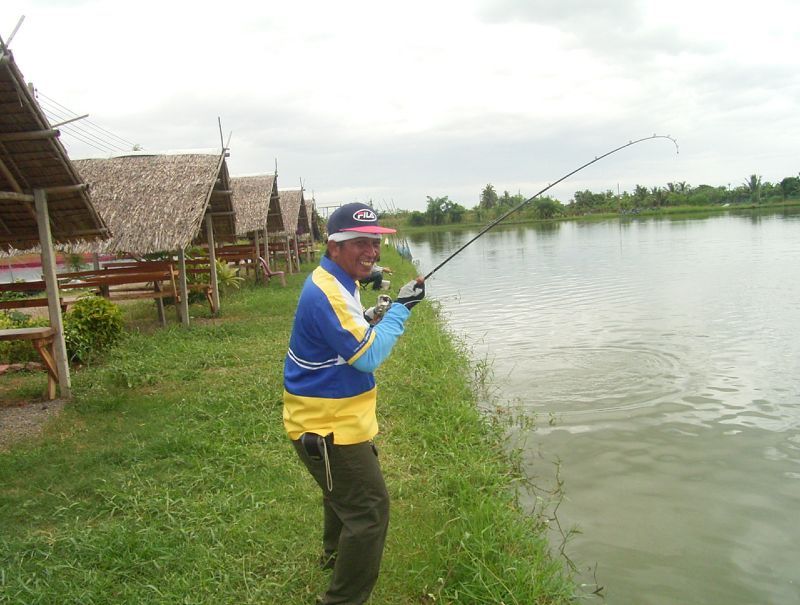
[340,226,397,234]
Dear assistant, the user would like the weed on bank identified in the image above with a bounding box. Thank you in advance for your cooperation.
[0,249,574,604]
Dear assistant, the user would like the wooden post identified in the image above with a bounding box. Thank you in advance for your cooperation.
[33,189,71,398]
[93,253,110,297]
[285,234,293,273]
[177,248,190,327]
[154,281,166,327]
[253,231,263,283]
[292,236,301,272]
[205,215,220,315]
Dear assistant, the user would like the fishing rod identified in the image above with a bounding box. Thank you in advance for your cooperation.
[422,134,679,280]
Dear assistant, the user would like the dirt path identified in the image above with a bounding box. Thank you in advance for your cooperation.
[0,398,64,451]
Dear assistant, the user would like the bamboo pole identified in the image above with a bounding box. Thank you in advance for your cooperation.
[253,229,266,282]
[33,189,71,398]
[0,191,34,202]
[292,236,301,272]
[41,183,89,195]
[177,248,190,327]
[0,129,59,142]
[0,159,22,193]
[205,215,220,315]
[285,234,293,273]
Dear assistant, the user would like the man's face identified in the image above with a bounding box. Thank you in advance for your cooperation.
[328,236,381,281]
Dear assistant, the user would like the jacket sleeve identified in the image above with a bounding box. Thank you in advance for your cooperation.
[351,303,410,373]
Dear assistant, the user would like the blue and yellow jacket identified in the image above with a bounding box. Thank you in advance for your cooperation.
[283,256,410,444]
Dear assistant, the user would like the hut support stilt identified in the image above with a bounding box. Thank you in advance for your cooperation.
[34,188,71,399]
[155,286,167,327]
[177,248,190,327]
[285,235,293,273]
[205,216,220,315]
[293,236,301,271]
[254,231,262,283]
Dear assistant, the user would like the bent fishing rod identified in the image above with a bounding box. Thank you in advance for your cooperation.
[422,134,679,281]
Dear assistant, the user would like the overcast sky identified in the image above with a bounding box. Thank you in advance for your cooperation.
[2,0,799,212]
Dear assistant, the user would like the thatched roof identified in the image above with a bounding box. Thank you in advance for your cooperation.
[279,188,310,235]
[0,49,108,253]
[304,196,320,241]
[231,173,284,236]
[73,152,236,255]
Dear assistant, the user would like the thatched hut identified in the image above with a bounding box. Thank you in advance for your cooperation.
[279,188,310,236]
[279,188,316,268]
[73,152,235,254]
[231,173,282,237]
[230,173,284,273]
[73,151,236,321]
[305,194,322,241]
[0,47,109,398]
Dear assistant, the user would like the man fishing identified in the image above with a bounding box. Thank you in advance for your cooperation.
[283,202,425,605]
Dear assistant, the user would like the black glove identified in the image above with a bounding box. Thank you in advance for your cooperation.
[395,279,425,309]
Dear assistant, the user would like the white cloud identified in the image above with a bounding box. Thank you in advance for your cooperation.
[2,0,798,210]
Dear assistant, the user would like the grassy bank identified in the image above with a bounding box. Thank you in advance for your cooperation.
[0,248,575,604]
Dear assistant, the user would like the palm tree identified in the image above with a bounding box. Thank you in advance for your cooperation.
[650,186,666,208]
[743,174,762,204]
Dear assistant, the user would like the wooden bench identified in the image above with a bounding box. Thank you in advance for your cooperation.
[217,245,258,277]
[297,238,318,263]
[61,262,178,298]
[212,244,257,261]
[0,296,72,313]
[181,258,219,314]
[60,262,180,325]
[196,244,260,277]
[0,281,74,313]
[105,259,223,316]
[0,326,59,399]
[0,262,180,325]
[267,240,296,273]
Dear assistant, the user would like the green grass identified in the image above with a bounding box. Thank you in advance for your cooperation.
[0,249,575,604]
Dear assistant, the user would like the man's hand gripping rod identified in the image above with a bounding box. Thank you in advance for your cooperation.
[423,135,679,280]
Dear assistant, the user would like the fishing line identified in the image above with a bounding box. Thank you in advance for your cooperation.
[423,134,679,280]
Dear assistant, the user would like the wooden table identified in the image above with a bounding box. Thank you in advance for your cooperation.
[0,327,59,399]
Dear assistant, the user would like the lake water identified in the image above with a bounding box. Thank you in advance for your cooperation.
[406,209,800,605]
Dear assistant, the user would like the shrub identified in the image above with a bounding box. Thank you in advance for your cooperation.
[63,296,125,363]
[408,210,427,226]
[214,260,244,290]
[0,290,27,302]
[186,259,244,295]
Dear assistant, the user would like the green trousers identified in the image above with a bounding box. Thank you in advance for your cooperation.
[293,439,390,605]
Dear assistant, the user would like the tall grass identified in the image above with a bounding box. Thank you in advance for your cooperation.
[0,250,575,604]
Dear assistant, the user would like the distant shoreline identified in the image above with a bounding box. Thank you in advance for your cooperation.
[392,199,800,234]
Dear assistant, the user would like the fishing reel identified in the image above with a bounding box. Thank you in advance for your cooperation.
[373,294,392,319]
[364,295,393,324]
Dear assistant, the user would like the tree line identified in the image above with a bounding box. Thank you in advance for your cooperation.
[390,172,800,226]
